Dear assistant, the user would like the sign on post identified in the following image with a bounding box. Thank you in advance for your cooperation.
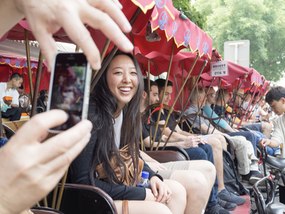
[224,40,250,68]
[210,61,228,77]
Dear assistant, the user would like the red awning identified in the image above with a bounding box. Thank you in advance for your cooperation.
[0,52,50,93]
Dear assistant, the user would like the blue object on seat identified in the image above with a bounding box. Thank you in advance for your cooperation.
[0,137,8,148]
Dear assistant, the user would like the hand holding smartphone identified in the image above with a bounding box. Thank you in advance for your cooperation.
[47,53,91,132]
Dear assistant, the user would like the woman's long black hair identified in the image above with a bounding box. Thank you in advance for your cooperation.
[89,51,143,186]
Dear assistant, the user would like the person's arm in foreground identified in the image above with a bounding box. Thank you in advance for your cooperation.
[258,138,280,149]
[0,0,133,70]
[0,110,92,214]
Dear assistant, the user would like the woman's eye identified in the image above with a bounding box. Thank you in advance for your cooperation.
[131,71,137,75]
[114,71,122,75]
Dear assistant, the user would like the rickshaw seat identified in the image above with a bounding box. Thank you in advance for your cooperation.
[57,183,118,214]
[31,207,64,214]
[2,118,10,123]
[145,146,190,163]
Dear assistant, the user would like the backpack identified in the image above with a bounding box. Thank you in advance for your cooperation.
[223,150,248,195]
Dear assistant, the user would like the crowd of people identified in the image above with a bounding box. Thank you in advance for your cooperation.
[0,0,285,214]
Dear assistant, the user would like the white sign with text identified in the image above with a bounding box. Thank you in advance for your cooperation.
[210,61,228,77]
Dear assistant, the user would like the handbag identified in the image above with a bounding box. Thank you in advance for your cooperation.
[96,144,144,214]
[96,144,144,186]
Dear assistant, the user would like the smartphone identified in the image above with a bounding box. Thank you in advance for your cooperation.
[47,52,92,132]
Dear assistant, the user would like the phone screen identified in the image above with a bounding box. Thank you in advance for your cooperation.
[49,53,90,131]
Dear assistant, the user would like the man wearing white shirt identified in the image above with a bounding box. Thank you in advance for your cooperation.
[259,86,285,157]
[0,73,23,121]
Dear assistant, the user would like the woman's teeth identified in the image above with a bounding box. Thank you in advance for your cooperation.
[120,87,131,92]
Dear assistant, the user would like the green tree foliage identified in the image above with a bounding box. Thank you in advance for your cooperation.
[194,0,285,81]
[172,0,207,31]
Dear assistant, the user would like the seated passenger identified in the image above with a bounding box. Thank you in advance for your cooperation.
[140,150,216,214]
[212,88,280,157]
[37,90,48,113]
[255,96,270,121]
[228,89,272,139]
[70,52,187,214]
[203,87,264,183]
[259,86,285,158]
[143,80,245,212]
[0,73,23,121]
[18,85,31,114]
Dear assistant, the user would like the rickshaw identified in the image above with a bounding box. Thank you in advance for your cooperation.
[1,0,266,213]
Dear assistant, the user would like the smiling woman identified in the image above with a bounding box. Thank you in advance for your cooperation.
[70,52,187,214]
[106,54,139,115]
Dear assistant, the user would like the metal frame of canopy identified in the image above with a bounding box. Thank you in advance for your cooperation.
[0,0,213,211]
[177,47,269,139]
[196,63,268,134]
[136,50,210,150]
[0,0,156,211]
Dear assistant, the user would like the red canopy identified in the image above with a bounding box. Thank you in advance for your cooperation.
[0,52,50,93]
[136,51,208,110]
[1,0,212,59]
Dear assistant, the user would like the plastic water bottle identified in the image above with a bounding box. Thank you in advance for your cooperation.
[136,171,151,188]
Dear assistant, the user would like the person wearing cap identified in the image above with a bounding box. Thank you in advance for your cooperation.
[0,73,23,121]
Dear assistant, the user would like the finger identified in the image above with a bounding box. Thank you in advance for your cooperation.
[39,120,92,163]
[160,185,168,203]
[156,185,165,202]
[40,131,91,172]
[151,182,158,198]
[32,29,58,71]
[165,188,172,203]
[38,130,49,142]
[58,12,101,70]
[111,0,123,9]
[12,110,67,145]
[88,0,131,33]
[83,7,133,53]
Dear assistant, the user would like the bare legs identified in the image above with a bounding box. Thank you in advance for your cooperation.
[114,179,186,214]
[170,160,216,214]
[114,200,172,214]
[207,136,225,191]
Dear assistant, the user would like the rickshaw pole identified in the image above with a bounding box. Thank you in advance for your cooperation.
[130,32,135,56]
[235,85,258,128]
[209,77,221,134]
[31,51,44,117]
[211,84,227,131]
[25,29,34,102]
[155,52,200,149]
[173,76,182,109]
[188,76,216,135]
[162,61,206,149]
[147,59,153,150]
[151,41,175,150]
[228,78,246,127]
[245,85,263,121]
[151,58,160,77]
[90,7,142,91]
[51,184,59,209]
[230,82,253,127]
[181,59,184,111]
[55,170,68,210]
[92,39,111,80]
